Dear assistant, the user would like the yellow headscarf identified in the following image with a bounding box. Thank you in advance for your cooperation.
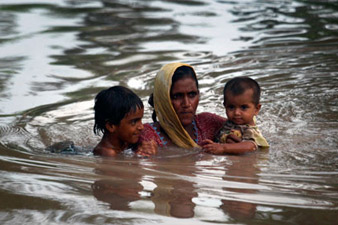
[153,62,200,149]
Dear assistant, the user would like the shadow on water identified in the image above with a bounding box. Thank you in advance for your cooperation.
[0,0,338,224]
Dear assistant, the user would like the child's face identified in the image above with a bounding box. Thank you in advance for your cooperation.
[115,107,144,144]
[223,89,261,126]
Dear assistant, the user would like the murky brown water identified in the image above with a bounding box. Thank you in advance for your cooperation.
[0,0,337,224]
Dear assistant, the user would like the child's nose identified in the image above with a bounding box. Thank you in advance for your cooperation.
[138,122,144,130]
[234,108,241,115]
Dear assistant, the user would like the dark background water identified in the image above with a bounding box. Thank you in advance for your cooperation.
[0,0,337,224]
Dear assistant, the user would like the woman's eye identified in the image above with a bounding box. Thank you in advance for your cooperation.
[171,93,182,100]
[188,92,197,98]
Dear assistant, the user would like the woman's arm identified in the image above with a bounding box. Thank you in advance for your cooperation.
[135,140,158,156]
[135,123,162,156]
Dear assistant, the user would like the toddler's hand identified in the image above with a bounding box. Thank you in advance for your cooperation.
[226,134,242,143]
[201,139,225,155]
[136,140,157,157]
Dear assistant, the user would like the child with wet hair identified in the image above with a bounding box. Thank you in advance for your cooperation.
[93,86,156,157]
[202,77,269,154]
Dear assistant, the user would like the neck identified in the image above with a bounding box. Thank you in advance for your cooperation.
[184,121,197,142]
[182,121,191,132]
[104,133,128,152]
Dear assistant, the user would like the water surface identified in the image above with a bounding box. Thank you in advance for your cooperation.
[0,0,337,224]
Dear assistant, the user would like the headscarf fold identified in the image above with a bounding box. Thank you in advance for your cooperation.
[153,62,199,149]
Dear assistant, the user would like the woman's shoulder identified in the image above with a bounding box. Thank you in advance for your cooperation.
[196,112,227,123]
[141,123,157,135]
[195,112,227,141]
[140,122,162,145]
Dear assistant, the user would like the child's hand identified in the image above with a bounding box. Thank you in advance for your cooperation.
[136,140,157,157]
[201,139,225,155]
[226,134,242,143]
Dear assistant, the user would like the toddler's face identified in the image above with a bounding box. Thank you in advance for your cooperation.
[115,107,144,144]
[224,89,260,126]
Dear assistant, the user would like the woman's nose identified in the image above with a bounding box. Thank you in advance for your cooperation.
[182,95,191,106]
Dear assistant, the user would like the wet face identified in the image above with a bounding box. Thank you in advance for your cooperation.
[224,89,260,126]
[170,77,199,127]
[115,107,144,144]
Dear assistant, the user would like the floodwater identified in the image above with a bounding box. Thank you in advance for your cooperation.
[0,0,337,224]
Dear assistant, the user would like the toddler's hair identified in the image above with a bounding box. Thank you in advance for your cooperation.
[93,86,143,135]
[223,77,261,105]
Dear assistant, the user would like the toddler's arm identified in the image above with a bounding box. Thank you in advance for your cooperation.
[201,139,257,155]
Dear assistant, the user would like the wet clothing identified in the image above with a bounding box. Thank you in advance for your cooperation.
[215,120,269,149]
[140,113,226,147]
[151,62,200,148]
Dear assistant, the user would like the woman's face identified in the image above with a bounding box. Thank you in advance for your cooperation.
[170,77,199,127]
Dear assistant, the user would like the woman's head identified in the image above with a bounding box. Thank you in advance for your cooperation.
[152,62,200,148]
[171,66,199,90]
[149,66,199,122]
[170,66,200,127]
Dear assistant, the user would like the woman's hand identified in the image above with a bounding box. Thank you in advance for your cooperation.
[201,139,225,155]
[136,140,158,157]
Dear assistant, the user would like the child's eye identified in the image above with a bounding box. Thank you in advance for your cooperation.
[241,105,248,110]
[227,105,235,110]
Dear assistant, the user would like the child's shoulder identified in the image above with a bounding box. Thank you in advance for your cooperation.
[93,144,118,157]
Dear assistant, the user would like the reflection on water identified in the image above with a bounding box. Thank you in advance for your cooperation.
[0,0,338,224]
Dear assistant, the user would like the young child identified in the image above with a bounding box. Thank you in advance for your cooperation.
[93,86,156,157]
[202,77,269,154]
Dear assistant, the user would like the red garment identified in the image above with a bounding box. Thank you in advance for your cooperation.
[140,112,226,147]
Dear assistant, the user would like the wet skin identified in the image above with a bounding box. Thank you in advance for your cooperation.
[114,107,144,146]
[170,77,200,129]
[93,107,145,157]
[224,89,261,126]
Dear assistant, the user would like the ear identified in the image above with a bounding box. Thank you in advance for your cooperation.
[105,122,117,133]
[255,103,261,115]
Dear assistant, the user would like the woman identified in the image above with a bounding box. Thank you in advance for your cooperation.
[139,62,227,149]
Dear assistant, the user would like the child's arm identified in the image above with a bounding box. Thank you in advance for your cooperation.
[224,133,242,143]
[201,139,257,155]
[135,140,158,157]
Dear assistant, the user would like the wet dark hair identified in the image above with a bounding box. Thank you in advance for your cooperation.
[149,66,198,122]
[171,66,198,90]
[93,86,143,135]
[223,77,261,105]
